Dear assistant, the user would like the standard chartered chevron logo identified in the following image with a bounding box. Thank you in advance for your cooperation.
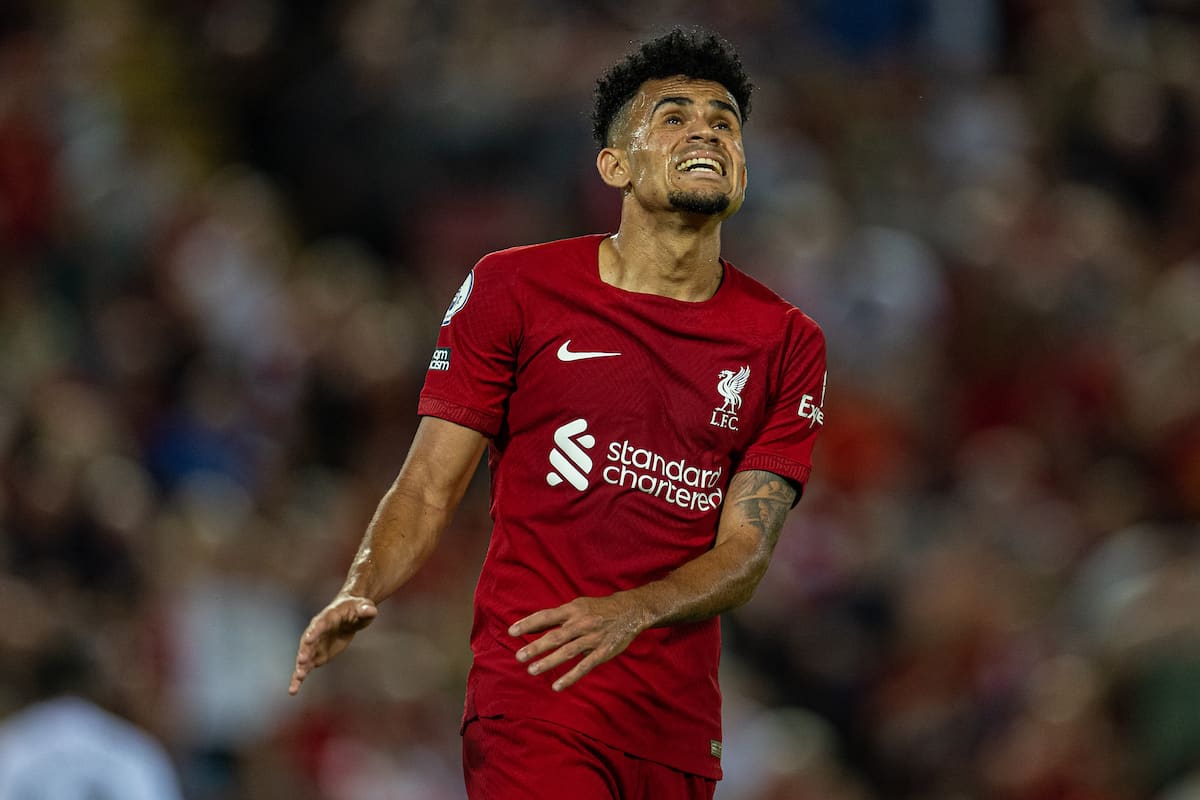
[546,418,595,490]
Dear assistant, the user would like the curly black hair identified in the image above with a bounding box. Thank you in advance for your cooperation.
[592,27,754,148]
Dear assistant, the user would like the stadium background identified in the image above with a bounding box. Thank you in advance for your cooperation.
[1,0,1199,797]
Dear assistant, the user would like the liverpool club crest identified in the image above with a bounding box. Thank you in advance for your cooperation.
[710,365,749,430]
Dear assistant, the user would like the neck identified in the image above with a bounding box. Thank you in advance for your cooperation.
[599,204,725,302]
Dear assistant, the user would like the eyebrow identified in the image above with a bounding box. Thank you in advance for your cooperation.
[651,96,741,122]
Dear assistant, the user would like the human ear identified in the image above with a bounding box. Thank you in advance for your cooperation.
[596,147,630,191]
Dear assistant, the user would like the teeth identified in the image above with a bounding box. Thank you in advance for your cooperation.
[677,158,723,175]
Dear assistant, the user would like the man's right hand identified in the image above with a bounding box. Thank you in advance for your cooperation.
[289,595,378,695]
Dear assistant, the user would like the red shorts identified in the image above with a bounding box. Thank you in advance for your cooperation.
[462,715,716,800]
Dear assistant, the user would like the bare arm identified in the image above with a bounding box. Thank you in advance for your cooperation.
[509,469,796,691]
[289,416,487,695]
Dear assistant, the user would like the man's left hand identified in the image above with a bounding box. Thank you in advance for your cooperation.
[508,594,650,691]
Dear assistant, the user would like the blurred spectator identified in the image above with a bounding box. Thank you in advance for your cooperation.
[0,634,184,800]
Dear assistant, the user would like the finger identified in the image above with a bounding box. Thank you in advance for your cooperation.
[515,626,576,663]
[299,616,331,648]
[551,648,608,692]
[307,599,375,642]
[509,606,568,637]
[348,600,378,623]
[290,630,321,689]
[324,600,370,630]
[527,638,592,676]
[336,602,376,637]
[289,651,314,695]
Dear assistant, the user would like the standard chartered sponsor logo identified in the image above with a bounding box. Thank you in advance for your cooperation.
[546,419,724,512]
[602,440,724,512]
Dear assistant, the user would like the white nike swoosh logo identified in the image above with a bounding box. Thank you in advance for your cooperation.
[556,340,622,362]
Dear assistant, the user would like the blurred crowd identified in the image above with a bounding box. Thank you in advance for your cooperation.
[1,0,1199,798]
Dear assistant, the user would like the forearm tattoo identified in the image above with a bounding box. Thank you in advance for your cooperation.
[731,470,796,544]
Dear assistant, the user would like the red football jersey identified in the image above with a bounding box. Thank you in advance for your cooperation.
[418,234,826,779]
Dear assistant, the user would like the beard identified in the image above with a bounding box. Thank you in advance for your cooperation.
[668,190,730,216]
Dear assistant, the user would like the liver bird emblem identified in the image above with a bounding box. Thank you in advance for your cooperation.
[717,366,750,414]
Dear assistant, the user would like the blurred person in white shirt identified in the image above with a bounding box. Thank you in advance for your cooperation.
[0,635,184,800]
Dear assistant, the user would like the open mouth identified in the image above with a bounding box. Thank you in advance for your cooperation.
[676,157,725,176]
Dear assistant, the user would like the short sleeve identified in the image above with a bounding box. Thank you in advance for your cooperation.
[737,312,827,492]
[418,255,522,437]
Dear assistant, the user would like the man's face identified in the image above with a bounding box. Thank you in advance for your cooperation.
[610,77,747,219]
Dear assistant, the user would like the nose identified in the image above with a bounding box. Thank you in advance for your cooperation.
[686,119,720,143]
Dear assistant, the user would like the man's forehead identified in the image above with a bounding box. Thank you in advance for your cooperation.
[631,77,740,116]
